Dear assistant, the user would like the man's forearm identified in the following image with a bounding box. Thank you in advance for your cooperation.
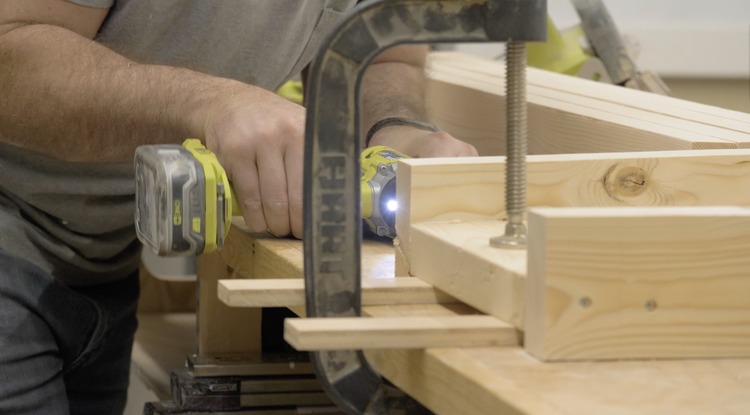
[360,45,430,136]
[359,46,477,158]
[0,24,242,162]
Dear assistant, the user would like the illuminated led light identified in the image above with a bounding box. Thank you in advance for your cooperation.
[386,199,398,212]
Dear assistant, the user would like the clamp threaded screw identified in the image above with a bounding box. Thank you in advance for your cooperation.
[491,41,528,249]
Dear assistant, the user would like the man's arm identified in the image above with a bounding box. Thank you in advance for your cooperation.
[0,0,306,237]
[0,1,477,238]
[361,44,478,157]
[0,1,252,163]
[2,2,181,161]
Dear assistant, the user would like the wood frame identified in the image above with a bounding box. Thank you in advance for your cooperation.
[189,51,750,412]
[197,220,396,355]
[210,230,750,415]
[397,150,750,359]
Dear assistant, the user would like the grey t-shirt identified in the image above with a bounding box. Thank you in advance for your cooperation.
[0,0,355,285]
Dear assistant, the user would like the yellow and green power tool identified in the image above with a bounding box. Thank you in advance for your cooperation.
[134,139,407,256]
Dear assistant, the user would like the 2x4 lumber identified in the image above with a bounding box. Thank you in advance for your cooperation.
[430,66,743,150]
[217,277,456,308]
[429,51,750,134]
[221,218,395,279]
[526,206,750,361]
[426,52,750,154]
[395,149,750,277]
[410,220,526,327]
[197,251,262,356]
[283,315,518,351]
[426,75,732,156]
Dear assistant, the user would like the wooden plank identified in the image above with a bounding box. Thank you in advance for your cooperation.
[426,51,750,155]
[217,227,750,415]
[137,261,196,313]
[411,206,750,359]
[429,51,750,133]
[364,304,750,415]
[221,218,395,280]
[407,347,750,415]
[218,277,456,308]
[431,67,745,149]
[132,312,196,400]
[427,76,734,156]
[196,251,262,356]
[220,219,304,279]
[198,218,395,354]
[362,304,559,415]
[410,220,526,327]
[395,149,750,277]
[526,206,750,361]
[425,59,740,156]
[283,315,518,351]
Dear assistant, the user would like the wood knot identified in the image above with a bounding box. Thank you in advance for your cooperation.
[602,164,649,201]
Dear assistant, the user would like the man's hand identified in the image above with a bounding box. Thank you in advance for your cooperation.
[200,81,478,241]
[367,124,478,158]
[202,87,305,239]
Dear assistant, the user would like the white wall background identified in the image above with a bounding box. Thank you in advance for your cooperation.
[455,0,750,78]
[551,0,750,78]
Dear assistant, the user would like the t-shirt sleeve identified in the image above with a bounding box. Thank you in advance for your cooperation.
[65,0,114,8]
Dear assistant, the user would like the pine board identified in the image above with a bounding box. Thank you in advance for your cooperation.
[218,277,455,308]
[283,315,518,350]
[425,51,750,156]
[526,206,750,360]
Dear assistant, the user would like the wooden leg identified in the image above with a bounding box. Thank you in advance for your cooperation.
[196,251,262,356]
[526,206,750,361]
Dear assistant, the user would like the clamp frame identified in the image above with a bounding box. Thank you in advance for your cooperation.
[302,1,546,413]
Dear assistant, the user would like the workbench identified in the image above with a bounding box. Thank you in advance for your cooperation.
[197,221,750,415]
[134,50,750,413]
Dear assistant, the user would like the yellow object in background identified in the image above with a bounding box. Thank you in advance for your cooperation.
[527,17,590,77]
[277,80,304,104]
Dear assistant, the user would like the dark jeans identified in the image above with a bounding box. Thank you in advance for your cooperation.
[0,249,139,415]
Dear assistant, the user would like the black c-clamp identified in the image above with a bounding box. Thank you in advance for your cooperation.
[302,1,546,413]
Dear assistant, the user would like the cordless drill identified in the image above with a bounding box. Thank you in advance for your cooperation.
[134,139,407,256]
